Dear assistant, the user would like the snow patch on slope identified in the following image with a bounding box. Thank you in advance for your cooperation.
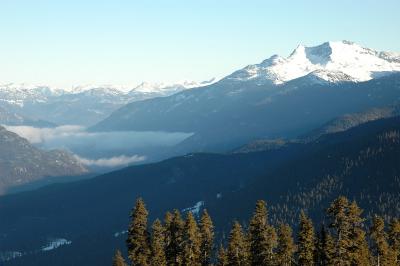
[0,238,72,262]
[182,201,204,216]
[42,238,72,252]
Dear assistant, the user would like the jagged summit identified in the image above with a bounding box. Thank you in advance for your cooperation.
[225,40,400,85]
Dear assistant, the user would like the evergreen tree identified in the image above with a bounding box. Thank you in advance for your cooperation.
[183,212,202,266]
[150,219,167,266]
[351,227,372,266]
[199,209,214,266]
[276,223,296,266]
[127,198,151,266]
[347,201,371,266]
[370,216,396,266]
[165,209,185,266]
[388,218,400,264]
[217,244,228,266]
[248,200,276,265]
[227,221,249,266]
[316,225,335,266]
[112,250,127,266]
[327,196,352,266]
[297,211,315,266]
[164,211,173,258]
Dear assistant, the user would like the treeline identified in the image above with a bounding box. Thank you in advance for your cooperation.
[113,196,400,266]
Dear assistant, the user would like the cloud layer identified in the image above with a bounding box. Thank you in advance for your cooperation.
[3,125,191,168]
[4,125,84,144]
[74,155,146,168]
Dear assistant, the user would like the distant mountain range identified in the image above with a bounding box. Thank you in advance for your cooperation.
[0,125,88,194]
[1,115,399,266]
[2,41,399,132]
[0,79,215,126]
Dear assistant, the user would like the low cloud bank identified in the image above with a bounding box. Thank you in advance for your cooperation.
[75,155,146,167]
[3,125,192,168]
[4,125,84,144]
[4,125,191,149]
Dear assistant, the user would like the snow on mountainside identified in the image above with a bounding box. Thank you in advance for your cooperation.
[0,79,215,105]
[225,40,400,85]
[128,79,216,97]
[0,84,64,107]
[0,79,215,125]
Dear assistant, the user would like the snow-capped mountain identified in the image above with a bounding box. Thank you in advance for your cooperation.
[0,79,215,126]
[0,83,64,107]
[2,40,400,129]
[225,40,400,84]
[92,41,400,153]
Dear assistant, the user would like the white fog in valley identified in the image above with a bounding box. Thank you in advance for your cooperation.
[4,125,192,168]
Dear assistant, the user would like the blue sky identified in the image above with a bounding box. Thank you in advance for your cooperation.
[1,0,399,88]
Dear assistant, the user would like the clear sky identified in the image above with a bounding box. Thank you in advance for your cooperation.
[1,0,399,89]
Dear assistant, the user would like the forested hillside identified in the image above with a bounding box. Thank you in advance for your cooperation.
[2,116,400,265]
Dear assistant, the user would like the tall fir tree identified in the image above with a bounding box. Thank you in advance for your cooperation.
[183,212,202,266]
[248,200,276,266]
[227,221,249,266]
[347,201,371,266]
[388,218,400,264]
[327,196,352,266]
[199,209,214,266]
[351,227,372,266]
[316,225,335,266]
[370,216,396,266]
[276,223,296,266]
[297,211,315,266]
[217,244,228,266]
[127,198,151,266]
[150,219,167,266]
[164,211,173,259]
[165,209,185,266]
[112,250,127,266]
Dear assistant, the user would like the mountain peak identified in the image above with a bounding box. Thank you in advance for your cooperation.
[225,41,400,85]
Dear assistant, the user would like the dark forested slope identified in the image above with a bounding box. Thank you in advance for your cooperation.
[1,116,400,265]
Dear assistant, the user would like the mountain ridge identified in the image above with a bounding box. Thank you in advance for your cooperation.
[0,79,215,126]
[91,71,400,154]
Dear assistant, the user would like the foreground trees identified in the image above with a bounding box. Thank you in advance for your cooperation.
[297,211,315,266]
[117,197,399,266]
